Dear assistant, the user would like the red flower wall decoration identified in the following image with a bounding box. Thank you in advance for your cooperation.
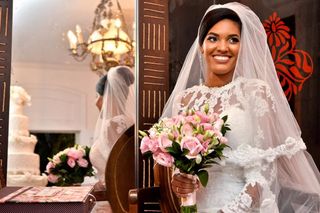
[263,12,313,100]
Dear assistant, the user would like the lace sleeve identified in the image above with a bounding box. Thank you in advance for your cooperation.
[220,159,278,213]
[220,81,300,212]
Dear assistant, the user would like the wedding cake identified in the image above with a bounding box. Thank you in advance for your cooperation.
[7,86,48,186]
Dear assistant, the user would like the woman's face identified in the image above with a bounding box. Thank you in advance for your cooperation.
[200,19,241,85]
[95,95,103,111]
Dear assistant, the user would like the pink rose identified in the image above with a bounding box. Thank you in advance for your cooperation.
[180,136,204,158]
[195,111,210,123]
[46,161,55,173]
[185,115,196,124]
[196,134,204,142]
[53,155,61,164]
[67,157,76,168]
[148,128,157,138]
[67,148,84,160]
[153,151,174,167]
[48,174,59,183]
[162,117,176,129]
[209,113,220,122]
[172,129,180,139]
[202,123,214,131]
[181,123,193,136]
[202,140,211,153]
[220,136,228,144]
[214,118,224,131]
[173,115,185,124]
[77,158,89,168]
[158,134,172,152]
[140,136,159,154]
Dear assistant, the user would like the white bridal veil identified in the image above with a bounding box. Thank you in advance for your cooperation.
[90,66,135,185]
[162,2,320,212]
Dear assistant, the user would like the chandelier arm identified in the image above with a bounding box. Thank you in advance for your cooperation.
[115,0,131,35]
[70,52,89,62]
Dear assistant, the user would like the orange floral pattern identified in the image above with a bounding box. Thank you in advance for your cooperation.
[263,12,313,100]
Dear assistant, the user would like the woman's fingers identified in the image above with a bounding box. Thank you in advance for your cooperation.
[171,173,198,197]
[173,174,195,187]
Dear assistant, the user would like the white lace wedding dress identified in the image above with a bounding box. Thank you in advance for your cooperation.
[174,77,307,212]
[90,114,133,184]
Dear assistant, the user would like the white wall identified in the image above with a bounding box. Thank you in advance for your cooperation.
[11,62,100,147]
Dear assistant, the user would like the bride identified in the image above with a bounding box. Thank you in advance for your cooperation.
[89,65,135,190]
[166,2,320,212]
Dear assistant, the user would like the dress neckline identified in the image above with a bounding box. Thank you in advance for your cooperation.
[201,77,243,92]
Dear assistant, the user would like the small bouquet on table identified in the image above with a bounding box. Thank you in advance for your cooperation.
[139,104,231,213]
[45,144,95,186]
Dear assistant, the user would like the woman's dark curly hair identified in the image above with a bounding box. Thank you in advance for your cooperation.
[96,66,134,97]
[198,8,242,46]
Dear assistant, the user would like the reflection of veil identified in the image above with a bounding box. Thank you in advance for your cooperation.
[162,2,320,212]
[90,65,135,185]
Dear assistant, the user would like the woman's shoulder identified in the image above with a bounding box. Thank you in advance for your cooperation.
[240,77,270,88]
[239,77,272,95]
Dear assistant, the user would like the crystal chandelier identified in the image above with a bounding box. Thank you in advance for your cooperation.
[67,0,134,76]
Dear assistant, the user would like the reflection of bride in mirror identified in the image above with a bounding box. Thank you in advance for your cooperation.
[89,66,135,190]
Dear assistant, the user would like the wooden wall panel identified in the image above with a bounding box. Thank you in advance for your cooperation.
[136,0,179,212]
[137,0,169,189]
[0,0,12,188]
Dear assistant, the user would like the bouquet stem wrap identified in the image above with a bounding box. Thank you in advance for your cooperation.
[181,191,197,213]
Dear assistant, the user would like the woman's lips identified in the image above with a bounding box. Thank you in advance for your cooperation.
[212,55,231,63]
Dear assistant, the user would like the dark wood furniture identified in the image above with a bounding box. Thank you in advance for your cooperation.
[128,0,179,212]
[105,125,135,212]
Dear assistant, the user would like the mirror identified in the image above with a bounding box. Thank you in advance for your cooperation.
[7,0,135,187]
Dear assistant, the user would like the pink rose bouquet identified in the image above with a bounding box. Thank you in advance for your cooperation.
[139,104,230,212]
[45,144,94,186]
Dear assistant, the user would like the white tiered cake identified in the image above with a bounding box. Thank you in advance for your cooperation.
[7,86,48,186]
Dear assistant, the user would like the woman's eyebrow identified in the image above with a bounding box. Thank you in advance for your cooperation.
[206,32,240,37]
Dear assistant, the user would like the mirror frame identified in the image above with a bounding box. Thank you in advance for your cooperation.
[135,0,179,211]
[0,0,13,187]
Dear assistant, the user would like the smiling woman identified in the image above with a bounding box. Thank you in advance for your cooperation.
[164,2,320,212]
[199,18,241,87]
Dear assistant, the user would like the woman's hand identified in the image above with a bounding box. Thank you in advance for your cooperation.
[171,173,199,198]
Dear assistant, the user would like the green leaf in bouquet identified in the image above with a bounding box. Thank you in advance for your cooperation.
[210,137,219,146]
[203,159,218,165]
[85,146,90,156]
[142,150,153,158]
[197,170,209,187]
[60,169,68,174]
[221,124,231,136]
[187,160,196,172]
[182,148,189,155]
[204,103,209,114]
[60,154,67,162]
[175,160,188,172]
[222,115,228,123]
[172,141,182,153]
